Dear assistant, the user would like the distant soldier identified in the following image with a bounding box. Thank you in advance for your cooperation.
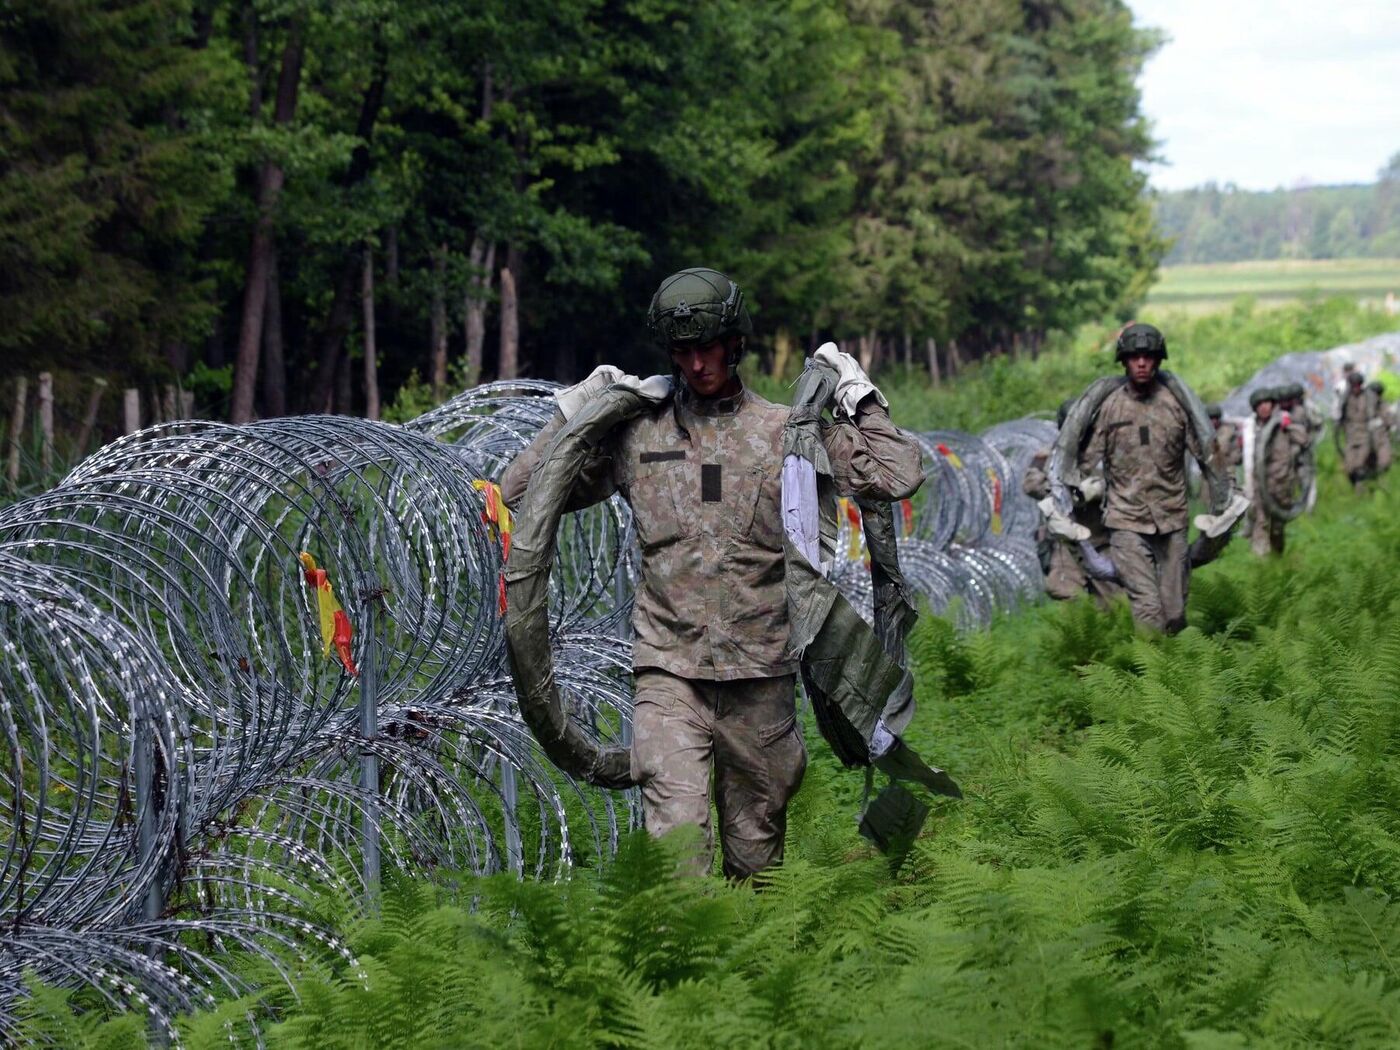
[1206,404,1242,482]
[1075,323,1209,634]
[1023,401,1118,603]
[1245,387,1309,557]
[1337,370,1380,493]
[1368,380,1392,474]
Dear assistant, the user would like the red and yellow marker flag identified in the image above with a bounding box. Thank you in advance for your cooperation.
[298,552,358,677]
[472,480,512,614]
[900,498,914,539]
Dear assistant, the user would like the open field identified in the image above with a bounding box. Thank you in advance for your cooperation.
[1147,258,1400,314]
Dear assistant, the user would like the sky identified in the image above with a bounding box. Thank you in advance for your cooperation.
[1129,0,1400,191]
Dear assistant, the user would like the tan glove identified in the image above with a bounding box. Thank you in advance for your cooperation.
[1193,490,1251,539]
[813,342,889,418]
[555,365,624,421]
[610,373,672,404]
[1036,497,1090,541]
[1075,475,1105,504]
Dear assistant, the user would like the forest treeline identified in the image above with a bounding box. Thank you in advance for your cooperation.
[1,0,1161,423]
[1155,157,1400,265]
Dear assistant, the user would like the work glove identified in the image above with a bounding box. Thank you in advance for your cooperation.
[610,373,672,404]
[1369,416,1385,430]
[1036,497,1091,541]
[1074,475,1105,504]
[1192,490,1251,539]
[555,365,624,421]
[813,342,889,419]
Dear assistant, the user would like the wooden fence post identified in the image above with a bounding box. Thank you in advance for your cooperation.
[37,372,53,474]
[124,388,141,434]
[6,377,27,489]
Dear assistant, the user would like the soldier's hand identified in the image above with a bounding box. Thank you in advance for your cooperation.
[1280,411,1292,428]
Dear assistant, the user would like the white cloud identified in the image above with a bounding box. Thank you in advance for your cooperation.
[1130,0,1400,189]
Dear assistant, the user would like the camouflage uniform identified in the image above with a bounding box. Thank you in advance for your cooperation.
[1209,421,1242,481]
[1340,384,1379,490]
[1022,450,1118,603]
[1248,415,1309,556]
[1079,380,1204,633]
[500,383,923,877]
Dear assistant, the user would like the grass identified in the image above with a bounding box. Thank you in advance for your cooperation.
[1148,258,1400,314]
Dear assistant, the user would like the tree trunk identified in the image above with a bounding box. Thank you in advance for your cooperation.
[303,35,389,413]
[37,372,53,474]
[334,343,353,414]
[902,328,913,370]
[498,263,519,380]
[430,243,448,399]
[261,250,286,416]
[857,331,876,373]
[463,237,494,387]
[6,377,27,489]
[229,17,305,423]
[925,337,941,388]
[75,378,108,456]
[363,247,380,420]
[771,327,794,380]
[948,337,962,377]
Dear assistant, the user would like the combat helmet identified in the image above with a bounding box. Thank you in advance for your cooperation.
[1114,322,1167,363]
[646,268,754,372]
[1248,386,1278,410]
[1277,382,1306,405]
[1206,403,1223,421]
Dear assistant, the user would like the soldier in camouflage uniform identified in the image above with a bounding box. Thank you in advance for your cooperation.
[499,268,924,879]
[1338,370,1380,493]
[1245,387,1309,557]
[1207,404,1243,483]
[1022,401,1118,603]
[1076,323,1205,634]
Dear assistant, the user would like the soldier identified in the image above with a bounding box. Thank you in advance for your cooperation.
[1023,401,1117,603]
[499,268,924,879]
[1207,403,1243,482]
[1076,323,1207,634]
[1245,387,1309,557]
[1337,370,1379,493]
[1368,380,1392,474]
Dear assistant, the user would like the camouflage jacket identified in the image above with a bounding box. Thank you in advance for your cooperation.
[1341,388,1379,448]
[1078,379,1205,535]
[1259,416,1310,502]
[500,381,924,681]
[1210,422,1243,478]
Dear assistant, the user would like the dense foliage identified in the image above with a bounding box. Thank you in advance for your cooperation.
[22,439,1400,1048]
[0,0,1161,425]
[1155,157,1400,264]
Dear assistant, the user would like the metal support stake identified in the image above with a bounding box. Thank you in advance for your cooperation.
[359,577,381,906]
[133,715,162,922]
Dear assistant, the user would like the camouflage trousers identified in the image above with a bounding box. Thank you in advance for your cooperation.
[1247,507,1286,557]
[1108,528,1189,634]
[631,670,806,879]
[1045,539,1122,605]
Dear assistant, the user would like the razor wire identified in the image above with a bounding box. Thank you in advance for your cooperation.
[4,332,1400,1039]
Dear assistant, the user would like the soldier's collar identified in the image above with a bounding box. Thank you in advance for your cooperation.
[679,381,747,417]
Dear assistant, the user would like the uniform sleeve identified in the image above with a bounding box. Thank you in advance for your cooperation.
[1184,403,1206,465]
[1078,413,1106,479]
[497,408,618,513]
[822,401,925,500]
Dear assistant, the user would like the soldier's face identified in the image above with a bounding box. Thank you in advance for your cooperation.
[1124,352,1159,386]
[671,339,731,398]
[1255,401,1274,421]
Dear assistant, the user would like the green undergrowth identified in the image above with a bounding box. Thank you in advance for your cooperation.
[31,460,1400,1047]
